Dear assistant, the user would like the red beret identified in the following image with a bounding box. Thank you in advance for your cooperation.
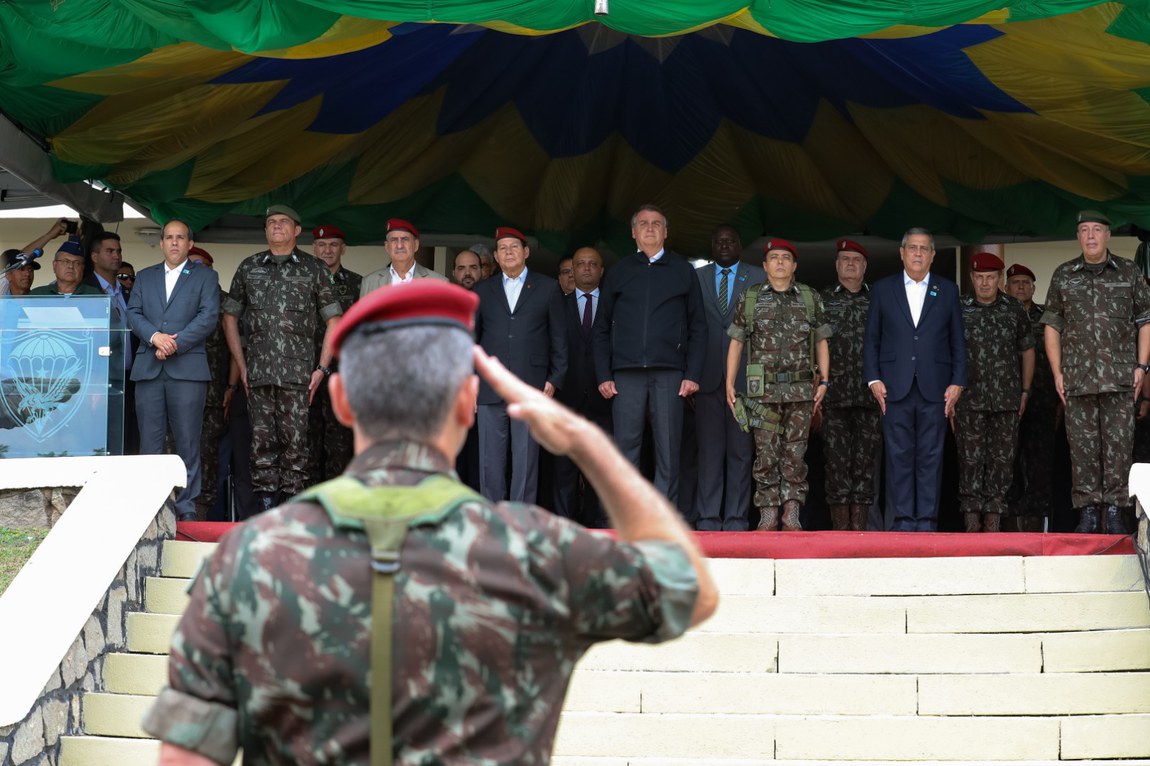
[386,219,420,238]
[763,238,798,259]
[971,252,1005,272]
[312,225,345,241]
[188,246,213,265]
[836,238,868,258]
[1006,264,1035,281]
[331,281,478,358]
[495,226,528,245]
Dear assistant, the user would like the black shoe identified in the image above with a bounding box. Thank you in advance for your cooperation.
[1103,505,1126,535]
[176,511,198,523]
[1074,505,1099,534]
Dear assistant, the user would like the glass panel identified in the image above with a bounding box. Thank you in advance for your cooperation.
[0,295,128,457]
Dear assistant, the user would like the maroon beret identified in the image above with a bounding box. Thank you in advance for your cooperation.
[312,225,346,241]
[188,246,213,265]
[386,219,420,238]
[763,238,798,259]
[495,226,528,245]
[836,238,868,258]
[1005,264,1035,281]
[971,252,1005,272]
[332,281,478,358]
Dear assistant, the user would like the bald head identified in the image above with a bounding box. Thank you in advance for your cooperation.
[572,247,604,294]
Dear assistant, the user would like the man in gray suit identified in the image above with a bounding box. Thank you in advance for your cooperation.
[360,219,448,296]
[127,220,220,522]
[694,225,765,530]
[473,226,567,503]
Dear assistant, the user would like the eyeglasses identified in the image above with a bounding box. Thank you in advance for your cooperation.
[54,259,82,268]
[116,274,135,281]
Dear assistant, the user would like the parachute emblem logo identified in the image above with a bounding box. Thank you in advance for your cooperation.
[1,330,91,441]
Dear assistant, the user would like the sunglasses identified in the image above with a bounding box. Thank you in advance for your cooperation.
[116,274,135,281]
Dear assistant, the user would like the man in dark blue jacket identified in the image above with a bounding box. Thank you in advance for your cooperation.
[592,205,706,508]
[863,227,967,531]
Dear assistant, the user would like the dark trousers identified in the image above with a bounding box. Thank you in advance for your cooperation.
[693,386,752,531]
[882,379,947,531]
[136,371,208,517]
[553,411,611,527]
[612,369,685,506]
[478,402,539,504]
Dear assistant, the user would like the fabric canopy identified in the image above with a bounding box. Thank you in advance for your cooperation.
[2,0,1149,254]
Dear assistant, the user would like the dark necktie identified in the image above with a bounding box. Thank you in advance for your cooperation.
[718,268,731,313]
[582,292,593,336]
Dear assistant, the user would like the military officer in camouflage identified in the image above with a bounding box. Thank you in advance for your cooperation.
[186,247,232,518]
[222,205,343,512]
[1005,262,1058,530]
[307,224,362,483]
[727,238,831,531]
[143,280,717,766]
[820,239,880,531]
[1042,210,1150,534]
[954,253,1035,533]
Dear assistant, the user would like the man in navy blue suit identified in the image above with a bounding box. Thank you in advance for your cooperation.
[127,220,220,521]
[863,228,967,531]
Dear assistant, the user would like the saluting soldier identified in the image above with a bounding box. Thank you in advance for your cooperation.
[1041,210,1150,534]
[726,239,831,531]
[1005,263,1058,530]
[820,239,880,531]
[222,205,343,513]
[954,253,1034,532]
[307,224,363,482]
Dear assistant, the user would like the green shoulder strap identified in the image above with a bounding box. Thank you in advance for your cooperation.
[743,283,761,329]
[796,283,818,373]
[294,474,483,766]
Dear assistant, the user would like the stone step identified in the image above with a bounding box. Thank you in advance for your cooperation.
[59,736,241,766]
[125,612,179,654]
[102,652,167,696]
[144,576,189,615]
[703,590,1150,634]
[159,542,1145,597]
[80,693,152,739]
[553,712,1150,761]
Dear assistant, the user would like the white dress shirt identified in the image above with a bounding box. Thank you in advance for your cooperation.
[503,268,527,311]
[164,259,187,302]
[388,264,415,285]
[904,270,929,327]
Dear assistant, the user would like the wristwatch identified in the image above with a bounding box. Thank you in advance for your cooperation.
[818,380,830,387]
[1136,363,1150,374]
[317,364,332,376]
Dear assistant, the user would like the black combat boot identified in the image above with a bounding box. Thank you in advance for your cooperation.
[1103,505,1126,535]
[1073,505,1099,534]
[756,506,779,531]
[829,504,850,530]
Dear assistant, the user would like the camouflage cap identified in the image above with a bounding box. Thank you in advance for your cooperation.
[266,204,301,223]
[1077,209,1111,226]
[331,281,478,357]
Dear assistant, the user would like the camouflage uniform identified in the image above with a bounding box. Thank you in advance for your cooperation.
[1040,253,1150,509]
[1011,302,1058,522]
[820,283,880,528]
[142,440,697,766]
[222,248,342,499]
[955,293,1033,530]
[307,266,362,484]
[196,288,231,517]
[728,283,832,512]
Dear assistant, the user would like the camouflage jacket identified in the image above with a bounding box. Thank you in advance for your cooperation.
[204,287,231,408]
[820,282,875,409]
[1040,252,1150,396]
[314,266,362,353]
[958,293,1034,412]
[142,440,698,766]
[1024,302,1056,404]
[728,281,832,403]
[222,248,342,389]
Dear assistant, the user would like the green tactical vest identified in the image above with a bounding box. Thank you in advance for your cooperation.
[293,473,483,766]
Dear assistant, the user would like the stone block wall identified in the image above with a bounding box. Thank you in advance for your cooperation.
[0,492,175,766]
[0,488,80,529]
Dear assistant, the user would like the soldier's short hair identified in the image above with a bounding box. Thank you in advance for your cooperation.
[340,325,473,443]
